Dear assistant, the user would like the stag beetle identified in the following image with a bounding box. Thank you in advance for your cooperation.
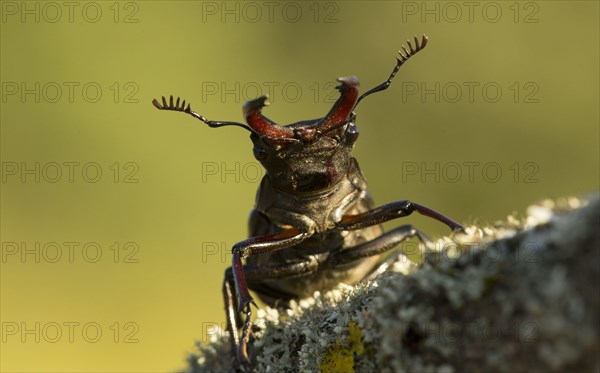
[153,35,463,368]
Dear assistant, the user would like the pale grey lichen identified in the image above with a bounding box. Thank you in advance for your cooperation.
[186,194,599,372]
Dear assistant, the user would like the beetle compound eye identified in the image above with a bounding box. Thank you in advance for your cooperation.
[346,123,359,143]
[253,145,267,160]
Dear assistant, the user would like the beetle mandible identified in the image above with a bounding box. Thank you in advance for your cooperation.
[153,35,463,368]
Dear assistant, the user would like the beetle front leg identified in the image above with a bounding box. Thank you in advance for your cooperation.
[335,200,463,232]
[222,274,242,369]
[222,256,319,368]
[226,228,309,366]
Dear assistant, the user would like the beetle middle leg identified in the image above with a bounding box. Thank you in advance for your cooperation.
[327,224,431,267]
[328,199,463,273]
[327,200,463,278]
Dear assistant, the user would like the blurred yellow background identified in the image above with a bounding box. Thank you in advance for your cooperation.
[1,1,598,372]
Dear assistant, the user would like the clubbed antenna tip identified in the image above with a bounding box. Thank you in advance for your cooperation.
[151,94,253,132]
[152,95,191,113]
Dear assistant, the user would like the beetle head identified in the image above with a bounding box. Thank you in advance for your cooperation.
[247,76,361,193]
[152,34,430,194]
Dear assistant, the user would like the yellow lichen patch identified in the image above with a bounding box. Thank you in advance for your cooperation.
[319,321,365,373]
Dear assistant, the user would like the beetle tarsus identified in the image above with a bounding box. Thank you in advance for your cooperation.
[237,304,253,367]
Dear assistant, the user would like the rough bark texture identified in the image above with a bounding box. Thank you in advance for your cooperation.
[186,194,600,373]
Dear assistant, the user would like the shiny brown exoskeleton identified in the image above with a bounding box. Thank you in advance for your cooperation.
[153,35,463,369]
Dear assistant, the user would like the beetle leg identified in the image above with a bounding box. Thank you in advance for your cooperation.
[231,228,308,314]
[222,273,240,366]
[335,200,464,232]
[224,258,305,337]
[327,224,430,267]
[223,257,318,368]
[226,228,310,366]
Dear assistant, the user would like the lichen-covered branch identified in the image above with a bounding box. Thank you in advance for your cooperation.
[187,194,599,372]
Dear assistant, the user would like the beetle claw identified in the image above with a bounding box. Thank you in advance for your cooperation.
[237,294,256,314]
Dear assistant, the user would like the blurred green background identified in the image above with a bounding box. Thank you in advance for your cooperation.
[1,1,598,372]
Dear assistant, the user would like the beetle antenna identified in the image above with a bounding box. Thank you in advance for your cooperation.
[152,95,253,132]
[354,34,428,108]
